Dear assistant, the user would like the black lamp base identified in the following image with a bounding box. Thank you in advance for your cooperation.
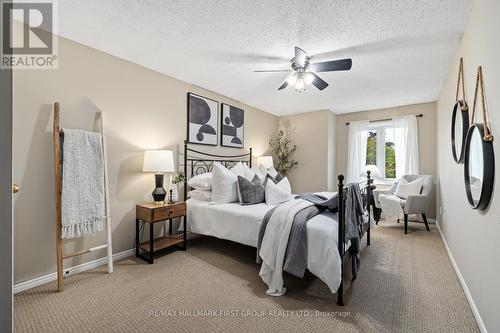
[152,173,166,205]
[168,189,174,204]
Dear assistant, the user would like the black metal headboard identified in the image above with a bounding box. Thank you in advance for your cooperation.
[183,140,252,201]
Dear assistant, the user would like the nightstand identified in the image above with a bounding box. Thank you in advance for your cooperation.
[135,202,187,264]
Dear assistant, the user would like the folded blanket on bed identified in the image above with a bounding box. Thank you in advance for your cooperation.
[258,186,368,292]
[258,193,339,279]
[282,205,325,277]
[295,192,339,211]
[296,187,367,246]
[283,193,338,277]
[61,129,105,239]
[258,199,313,296]
[257,203,324,278]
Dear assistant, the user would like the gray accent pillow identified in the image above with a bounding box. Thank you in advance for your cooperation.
[237,175,265,205]
[263,173,283,186]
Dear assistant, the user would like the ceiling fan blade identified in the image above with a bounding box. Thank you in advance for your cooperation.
[294,47,308,68]
[277,81,288,90]
[311,58,352,72]
[254,69,292,73]
[311,73,329,90]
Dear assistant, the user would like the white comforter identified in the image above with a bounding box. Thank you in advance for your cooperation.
[186,194,343,293]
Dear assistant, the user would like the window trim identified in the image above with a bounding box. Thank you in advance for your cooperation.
[367,123,396,180]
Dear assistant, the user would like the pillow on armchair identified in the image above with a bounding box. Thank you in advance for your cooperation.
[394,177,423,199]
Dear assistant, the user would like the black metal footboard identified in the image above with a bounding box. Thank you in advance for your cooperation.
[336,172,373,306]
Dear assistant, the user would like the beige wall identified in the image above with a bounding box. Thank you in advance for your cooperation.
[279,110,336,193]
[436,0,500,331]
[13,35,278,283]
[327,111,337,191]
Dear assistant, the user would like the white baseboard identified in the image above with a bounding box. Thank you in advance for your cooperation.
[13,248,134,294]
[436,221,487,333]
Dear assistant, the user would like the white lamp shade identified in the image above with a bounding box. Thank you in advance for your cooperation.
[258,156,274,169]
[361,164,382,178]
[143,150,175,173]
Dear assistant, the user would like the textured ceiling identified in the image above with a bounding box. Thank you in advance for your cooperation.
[57,0,473,115]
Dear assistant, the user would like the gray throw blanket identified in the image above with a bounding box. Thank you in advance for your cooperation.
[257,193,337,278]
[283,205,324,277]
[258,186,367,279]
[346,183,368,252]
[257,203,324,278]
[299,187,368,246]
[61,129,105,239]
[296,192,339,210]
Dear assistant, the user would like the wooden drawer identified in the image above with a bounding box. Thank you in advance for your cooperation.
[153,204,186,221]
[136,202,186,223]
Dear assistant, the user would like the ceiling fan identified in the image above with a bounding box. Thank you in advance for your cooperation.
[254,47,352,92]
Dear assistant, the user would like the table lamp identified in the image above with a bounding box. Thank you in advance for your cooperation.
[258,156,274,169]
[361,164,382,179]
[143,150,175,205]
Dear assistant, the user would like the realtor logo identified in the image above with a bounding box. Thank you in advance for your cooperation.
[1,0,58,69]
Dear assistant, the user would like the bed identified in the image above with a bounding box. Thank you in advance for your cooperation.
[182,141,372,305]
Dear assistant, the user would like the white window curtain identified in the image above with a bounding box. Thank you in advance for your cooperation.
[393,116,419,179]
[347,120,369,183]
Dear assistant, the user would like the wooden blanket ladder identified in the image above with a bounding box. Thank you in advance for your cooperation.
[53,102,113,291]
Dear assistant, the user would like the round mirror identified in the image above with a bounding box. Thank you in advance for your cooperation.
[451,100,469,163]
[464,123,495,210]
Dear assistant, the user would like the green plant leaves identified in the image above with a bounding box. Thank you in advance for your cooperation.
[269,130,299,176]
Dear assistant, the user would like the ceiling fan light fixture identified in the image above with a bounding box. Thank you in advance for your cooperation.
[303,72,315,85]
[295,77,305,90]
[287,72,298,85]
[255,46,351,92]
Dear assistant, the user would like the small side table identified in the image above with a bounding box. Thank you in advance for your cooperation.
[136,202,187,264]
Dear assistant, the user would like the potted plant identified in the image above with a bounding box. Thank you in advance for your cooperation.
[170,171,186,202]
[269,130,298,176]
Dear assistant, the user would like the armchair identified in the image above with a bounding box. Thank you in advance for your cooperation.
[373,175,434,234]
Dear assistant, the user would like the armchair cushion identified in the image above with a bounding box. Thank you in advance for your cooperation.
[404,194,430,215]
[394,177,423,199]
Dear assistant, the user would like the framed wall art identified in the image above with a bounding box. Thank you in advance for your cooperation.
[187,93,218,146]
[221,103,244,148]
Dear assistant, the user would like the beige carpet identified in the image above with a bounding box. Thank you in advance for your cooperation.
[15,220,479,333]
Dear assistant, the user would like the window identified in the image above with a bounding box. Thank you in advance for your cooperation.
[366,123,396,179]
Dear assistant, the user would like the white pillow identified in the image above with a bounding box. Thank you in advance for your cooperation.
[210,163,240,204]
[265,177,292,205]
[251,166,265,181]
[230,162,245,178]
[394,177,423,199]
[268,166,278,178]
[258,164,279,178]
[188,190,211,201]
[187,172,212,190]
[242,163,255,180]
[258,164,268,177]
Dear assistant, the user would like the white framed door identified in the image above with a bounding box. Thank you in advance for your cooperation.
[0,43,13,332]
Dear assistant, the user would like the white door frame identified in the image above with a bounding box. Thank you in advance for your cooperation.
[0,33,13,333]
